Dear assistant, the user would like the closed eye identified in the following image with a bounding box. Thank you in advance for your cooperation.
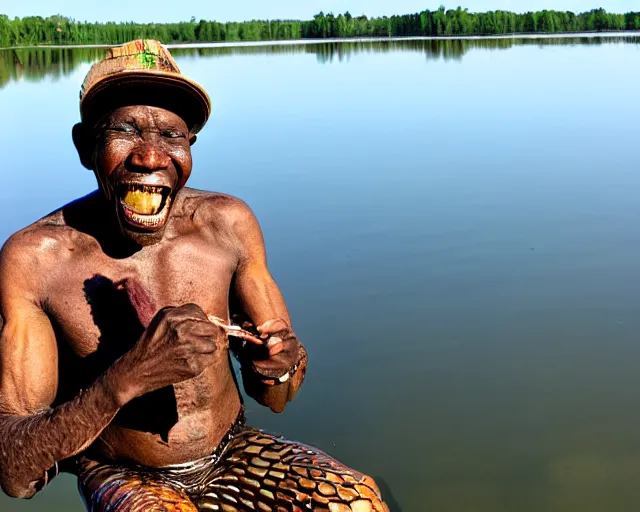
[106,123,137,135]
[161,130,186,139]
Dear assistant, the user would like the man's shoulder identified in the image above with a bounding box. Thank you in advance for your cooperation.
[180,188,259,231]
[0,210,80,274]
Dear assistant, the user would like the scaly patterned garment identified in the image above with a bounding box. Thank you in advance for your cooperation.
[77,417,389,512]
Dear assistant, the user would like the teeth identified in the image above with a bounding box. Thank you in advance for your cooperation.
[121,196,172,230]
[122,188,163,215]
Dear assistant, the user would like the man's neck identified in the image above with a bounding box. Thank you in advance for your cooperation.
[62,190,143,259]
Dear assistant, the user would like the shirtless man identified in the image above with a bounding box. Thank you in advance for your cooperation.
[0,41,388,511]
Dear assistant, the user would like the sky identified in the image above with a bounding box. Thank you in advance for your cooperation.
[1,0,636,23]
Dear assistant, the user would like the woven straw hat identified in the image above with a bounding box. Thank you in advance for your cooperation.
[80,40,211,133]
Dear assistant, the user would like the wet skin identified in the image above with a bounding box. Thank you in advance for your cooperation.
[0,106,307,497]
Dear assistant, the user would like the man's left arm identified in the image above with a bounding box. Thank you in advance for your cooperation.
[229,201,308,412]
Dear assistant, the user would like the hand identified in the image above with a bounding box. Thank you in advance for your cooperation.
[237,318,308,413]
[247,318,305,380]
[113,303,225,404]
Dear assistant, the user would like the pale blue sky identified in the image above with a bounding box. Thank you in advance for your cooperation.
[2,1,637,23]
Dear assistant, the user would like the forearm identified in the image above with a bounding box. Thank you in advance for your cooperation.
[233,265,291,328]
[0,367,123,499]
[232,259,306,410]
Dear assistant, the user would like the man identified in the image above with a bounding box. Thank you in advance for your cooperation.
[0,40,388,511]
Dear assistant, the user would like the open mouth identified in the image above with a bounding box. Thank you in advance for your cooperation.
[116,183,172,230]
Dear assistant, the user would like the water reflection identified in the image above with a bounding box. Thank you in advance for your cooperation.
[0,47,100,88]
[1,35,638,88]
[1,34,640,512]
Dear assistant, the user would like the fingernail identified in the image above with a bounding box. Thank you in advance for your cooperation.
[278,373,290,383]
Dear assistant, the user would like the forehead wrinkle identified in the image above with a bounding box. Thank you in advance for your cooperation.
[95,106,187,134]
[108,106,157,126]
[150,108,187,131]
[142,107,158,129]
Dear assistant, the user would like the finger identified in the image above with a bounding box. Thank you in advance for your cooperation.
[208,316,264,344]
[147,305,176,330]
[192,338,219,354]
[171,313,214,331]
[207,315,228,327]
[227,329,264,345]
[258,346,307,386]
[268,336,299,355]
[267,338,285,356]
[252,349,298,379]
[257,318,290,335]
[174,303,208,321]
[183,320,224,337]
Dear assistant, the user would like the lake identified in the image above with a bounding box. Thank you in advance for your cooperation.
[1,35,640,512]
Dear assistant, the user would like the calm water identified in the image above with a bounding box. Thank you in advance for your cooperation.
[1,36,640,511]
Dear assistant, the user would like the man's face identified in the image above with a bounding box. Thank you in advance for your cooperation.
[91,105,193,245]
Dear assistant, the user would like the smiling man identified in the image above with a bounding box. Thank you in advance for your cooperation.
[0,40,388,511]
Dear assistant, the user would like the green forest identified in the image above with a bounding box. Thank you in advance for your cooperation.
[1,7,639,48]
[3,35,638,90]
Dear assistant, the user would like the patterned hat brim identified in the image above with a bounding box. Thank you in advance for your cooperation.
[80,70,211,134]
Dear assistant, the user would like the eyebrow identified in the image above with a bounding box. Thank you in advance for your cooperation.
[94,112,187,134]
[150,110,188,130]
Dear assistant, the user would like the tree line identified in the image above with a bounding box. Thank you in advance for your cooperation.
[3,36,638,90]
[1,7,639,48]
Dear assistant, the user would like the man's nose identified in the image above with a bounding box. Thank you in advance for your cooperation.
[128,143,171,172]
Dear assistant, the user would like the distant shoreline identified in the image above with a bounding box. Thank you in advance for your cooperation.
[3,31,640,51]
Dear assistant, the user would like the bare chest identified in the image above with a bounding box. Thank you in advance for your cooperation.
[45,236,238,360]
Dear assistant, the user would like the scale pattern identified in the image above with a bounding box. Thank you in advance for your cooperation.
[79,427,389,512]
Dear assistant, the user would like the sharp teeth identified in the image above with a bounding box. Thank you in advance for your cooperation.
[122,189,163,215]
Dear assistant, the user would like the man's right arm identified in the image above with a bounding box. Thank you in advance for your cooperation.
[0,236,126,499]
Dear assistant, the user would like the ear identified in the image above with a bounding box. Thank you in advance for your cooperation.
[189,133,197,146]
[72,123,94,170]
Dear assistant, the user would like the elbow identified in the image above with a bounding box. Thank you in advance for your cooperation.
[0,464,38,499]
[0,479,37,499]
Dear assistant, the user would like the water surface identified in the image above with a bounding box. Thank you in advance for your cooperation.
[1,36,640,512]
